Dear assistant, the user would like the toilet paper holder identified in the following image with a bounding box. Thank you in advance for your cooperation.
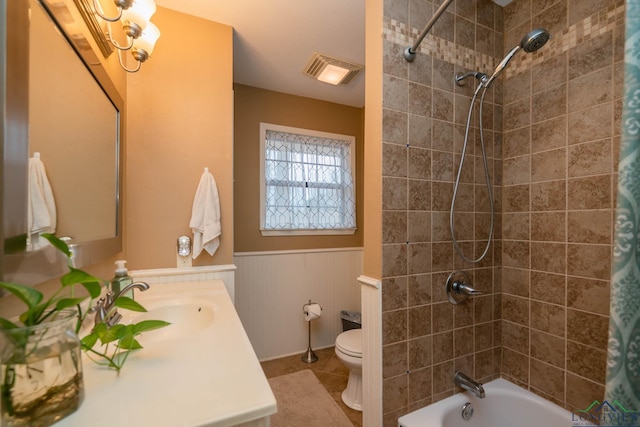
[302,300,322,363]
[302,301,322,320]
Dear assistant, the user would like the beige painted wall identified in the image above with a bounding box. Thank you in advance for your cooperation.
[363,0,383,280]
[233,84,364,253]
[126,7,234,269]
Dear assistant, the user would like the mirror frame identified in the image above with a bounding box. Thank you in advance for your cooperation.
[1,0,124,286]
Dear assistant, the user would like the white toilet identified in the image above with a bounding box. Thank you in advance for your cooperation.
[335,328,363,411]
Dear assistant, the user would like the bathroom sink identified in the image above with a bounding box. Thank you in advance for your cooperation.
[60,279,277,427]
[127,298,215,344]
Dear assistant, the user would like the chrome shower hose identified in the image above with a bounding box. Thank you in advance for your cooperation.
[449,83,495,264]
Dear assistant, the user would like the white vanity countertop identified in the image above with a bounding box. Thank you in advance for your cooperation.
[57,280,277,427]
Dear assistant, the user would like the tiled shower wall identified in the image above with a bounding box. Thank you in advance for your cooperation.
[380,0,625,423]
[380,0,504,424]
[500,0,624,413]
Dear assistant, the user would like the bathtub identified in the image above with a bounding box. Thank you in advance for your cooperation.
[398,378,584,427]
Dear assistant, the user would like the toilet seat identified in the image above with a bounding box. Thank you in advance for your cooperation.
[336,329,362,358]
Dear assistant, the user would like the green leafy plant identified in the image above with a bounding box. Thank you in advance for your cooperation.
[0,234,103,333]
[81,319,169,373]
[0,233,169,374]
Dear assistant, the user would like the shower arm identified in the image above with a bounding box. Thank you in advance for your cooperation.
[455,71,488,87]
[403,0,454,62]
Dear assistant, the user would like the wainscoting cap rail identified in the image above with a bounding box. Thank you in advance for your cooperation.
[130,264,237,277]
[234,247,364,257]
[357,275,381,289]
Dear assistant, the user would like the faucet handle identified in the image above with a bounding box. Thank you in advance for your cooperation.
[90,297,108,327]
[455,283,483,296]
[446,270,482,305]
[105,291,115,307]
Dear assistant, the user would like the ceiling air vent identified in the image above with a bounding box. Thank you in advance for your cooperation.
[303,53,363,85]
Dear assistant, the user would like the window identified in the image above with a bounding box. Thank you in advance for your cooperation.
[260,123,356,236]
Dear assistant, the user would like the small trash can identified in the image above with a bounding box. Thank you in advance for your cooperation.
[340,310,362,331]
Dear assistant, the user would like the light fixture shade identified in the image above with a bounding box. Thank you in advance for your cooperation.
[317,64,351,85]
[133,21,160,56]
[121,0,156,31]
[303,53,363,85]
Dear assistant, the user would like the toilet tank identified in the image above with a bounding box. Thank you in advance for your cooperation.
[340,310,361,331]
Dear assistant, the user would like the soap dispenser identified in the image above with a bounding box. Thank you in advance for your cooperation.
[111,260,133,298]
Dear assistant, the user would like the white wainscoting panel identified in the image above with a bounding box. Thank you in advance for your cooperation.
[234,248,363,361]
[359,275,382,427]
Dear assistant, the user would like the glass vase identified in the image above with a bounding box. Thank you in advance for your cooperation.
[1,310,84,427]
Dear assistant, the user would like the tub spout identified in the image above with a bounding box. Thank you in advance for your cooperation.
[455,371,485,399]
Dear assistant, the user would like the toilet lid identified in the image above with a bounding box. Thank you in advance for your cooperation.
[336,329,362,358]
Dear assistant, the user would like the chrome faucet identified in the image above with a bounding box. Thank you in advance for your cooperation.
[455,371,485,399]
[446,270,483,305]
[91,281,150,328]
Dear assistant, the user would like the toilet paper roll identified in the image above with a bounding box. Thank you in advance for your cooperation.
[304,303,322,321]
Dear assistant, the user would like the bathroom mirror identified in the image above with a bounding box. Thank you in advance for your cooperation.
[30,0,118,247]
[1,0,124,285]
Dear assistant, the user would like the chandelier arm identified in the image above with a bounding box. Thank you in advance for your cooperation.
[93,0,123,22]
[116,49,142,73]
[106,23,134,51]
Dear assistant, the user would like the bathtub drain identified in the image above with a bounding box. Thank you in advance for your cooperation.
[461,402,474,421]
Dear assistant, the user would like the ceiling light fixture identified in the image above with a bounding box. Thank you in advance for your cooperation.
[91,0,161,73]
[304,53,363,85]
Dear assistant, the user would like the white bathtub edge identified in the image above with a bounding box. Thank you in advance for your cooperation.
[398,377,576,427]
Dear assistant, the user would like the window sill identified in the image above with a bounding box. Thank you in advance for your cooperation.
[260,228,357,236]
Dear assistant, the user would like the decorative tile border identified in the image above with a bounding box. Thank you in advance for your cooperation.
[384,16,497,72]
[382,0,625,79]
[504,0,625,78]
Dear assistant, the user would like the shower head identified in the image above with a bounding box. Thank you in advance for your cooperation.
[520,28,551,52]
[482,28,550,88]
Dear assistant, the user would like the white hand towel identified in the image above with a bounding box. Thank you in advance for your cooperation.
[27,153,57,236]
[189,169,221,258]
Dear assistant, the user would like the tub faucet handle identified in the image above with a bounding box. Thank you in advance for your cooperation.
[446,270,482,305]
[455,282,483,296]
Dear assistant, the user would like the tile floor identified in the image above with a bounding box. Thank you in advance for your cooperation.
[260,347,363,427]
